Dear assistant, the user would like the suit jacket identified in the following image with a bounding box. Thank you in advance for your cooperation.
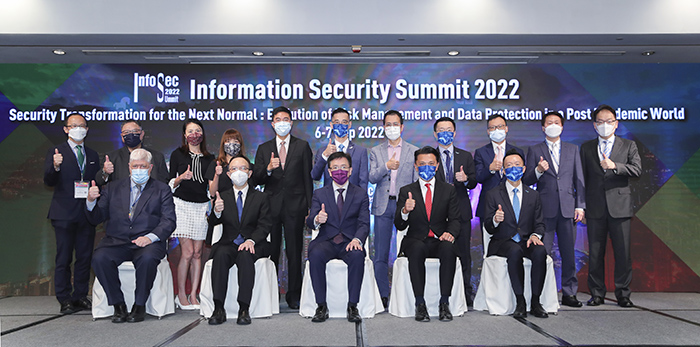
[394,180,461,240]
[86,177,176,247]
[580,136,641,219]
[311,141,369,192]
[483,183,545,256]
[522,141,585,219]
[435,146,478,221]
[474,142,524,219]
[206,187,272,247]
[94,146,169,186]
[368,140,419,216]
[306,183,370,244]
[252,135,313,215]
[44,141,100,221]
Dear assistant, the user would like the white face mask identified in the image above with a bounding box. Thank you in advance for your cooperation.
[596,123,615,138]
[489,129,506,143]
[68,127,87,142]
[230,170,249,187]
[544,124,563,138]
[274,121,292,137]
[385,126,401,141]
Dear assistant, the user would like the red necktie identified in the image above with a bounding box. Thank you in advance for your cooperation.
[425,183,435,238]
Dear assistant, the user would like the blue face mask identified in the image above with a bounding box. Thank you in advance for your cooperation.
[418,165,437,181]
[333,123,349,138]
[504,166,524,182]
[131,168,150,185]
[437,131,454,146]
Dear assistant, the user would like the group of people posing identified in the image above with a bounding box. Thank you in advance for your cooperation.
[44,104,641,325]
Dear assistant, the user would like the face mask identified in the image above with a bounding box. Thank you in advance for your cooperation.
[489,129,506,143]
[330,169,350,185]
[131,168,149,185]
[417,165,437,181]
[229,170,249,187]
[544,124,563,138]
[437,131,454,146]
[596,123,615,138]
[186,132,203,146]
[274,121,292,137]
[123,133,142,148]
[504,166,524,182]
[385,126,401,141]
[68,127,87,142]
[332,124,349,138]
[224,142,241,157]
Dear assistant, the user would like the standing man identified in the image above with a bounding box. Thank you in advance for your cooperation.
[95,120,169,186]
[368,110,419,309]
[311,107,368,191]
[252,106,313,310]
[522,111,586,308]
[433,117,477,305]
[207,156,272,325]
[44,113,99,314]
[306,152,370,323]
[395,146,460,322]
[580,105,641,308]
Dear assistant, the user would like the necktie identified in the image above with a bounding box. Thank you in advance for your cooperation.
[603,140,611,158]
[496,146,503,177]
[333,188,345,244]
[550,142,560,172]
[511,187,521,242]
[234,191,245,245]
[338,144,345,153]
[76,145,85,176]
[425,183,436,238]
[129,184,142,220]
[389,146,398,195]
[279,141,287,169]
[444,150,453,184]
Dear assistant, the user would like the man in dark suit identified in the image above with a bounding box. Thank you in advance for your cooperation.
[474,115,525,252]
[44,113,100,314]
[87,148,176,323]
[207,156,272,325]
[95,120,169,186]
[306,152,370,323]
[252,106,313,309]
[580,105,641,308]
[523,111,586,308]
[395,146,460,322]
[433,117,478,305]
[311,107,368,191]
[484,149,549,318]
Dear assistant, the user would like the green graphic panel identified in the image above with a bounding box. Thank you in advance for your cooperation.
[674,148,700,198]
[0,64,81,111]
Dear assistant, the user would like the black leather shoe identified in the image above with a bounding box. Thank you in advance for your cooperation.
[287,301,300,310]
[237,308,251,325]
[618,297,634,308]
[112,303,128,323]
[530,302,549,318]
[561,295,583,308]
[513,301,527,318]
[466,293,474,307]
[311,304,328,322]
[347,305,362,323]
[73,297,92,310]
[415,303,430,322]
[208,307,227,325]
[381,297,389,310]
[126,304,145,323]
[60,300,76,314]
[439,303,453,322]
[587,296,605,306]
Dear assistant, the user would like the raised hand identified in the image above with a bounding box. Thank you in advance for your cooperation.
[215,161,223,176]
[494,204,505,223]
[455,165,468,182]
[386,152,400,171]
[402,192,416,214]
[53,148,63,169]
[322,138,337,157]
[180,165,193,181]
[600,152,616,170]
[87,180,100,202]
[537,156,549,173]
[315,203,328,224]
[268,152,280,171]
[214,191,224,213]
[489,155,503,172]
[103,154,114,174]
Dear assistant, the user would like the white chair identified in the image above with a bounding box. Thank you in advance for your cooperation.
[199,224,279,319]
[299,229,384,319]
[92,257,175,320]
[388,227,468,318]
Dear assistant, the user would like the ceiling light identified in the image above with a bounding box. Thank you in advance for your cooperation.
[448,51,460,56]
[642,51,655,56]
[53,49,66,55]
[252,51,264,56]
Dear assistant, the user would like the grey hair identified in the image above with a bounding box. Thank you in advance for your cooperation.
[129,148,152,164]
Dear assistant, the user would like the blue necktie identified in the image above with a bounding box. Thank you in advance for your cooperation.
[129,184,142,220]
[338,144,345,153]
[444,150,453,184]
[603,140,611,158]
[511,188,521,242]
[234,191,244,245]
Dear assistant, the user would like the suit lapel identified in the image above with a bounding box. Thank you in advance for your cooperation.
[499,185,517,225]
[540,142,557,175]
[413,182,429,221]
[339,184,354,221]
[347,141,355,157]
[120,179,132,221]
[435,146,446,183]
[239,188,254,225]
[131,180,154,221]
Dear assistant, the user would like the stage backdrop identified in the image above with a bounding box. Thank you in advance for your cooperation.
[1,63,698,297]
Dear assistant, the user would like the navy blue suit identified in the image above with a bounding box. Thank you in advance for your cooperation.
[305,183,369,305]
[474,142,524,220]
[87,177,176,306]
[311,141,369,192]
[44,141,99,304]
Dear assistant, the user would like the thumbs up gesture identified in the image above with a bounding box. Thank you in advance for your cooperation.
[213,191,224,213]
[537,156,549,173]
[179,165,193,181]
[489,155,503,172]
[386,152,400,170]
[315,203,328,224]
[322,138,337,157]
[494,204,505,223]
[268,152,280,171]
[53,148,63,169]
[600,152,616,170]
[402,192,416,214]
[103,154,114,174]
[215,160,223,176]
[87,180,100,202]
[455,165,468,182]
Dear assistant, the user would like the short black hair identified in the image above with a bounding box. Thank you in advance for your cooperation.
[331,108,349,119]
[327,151,352,169]
[272,106,292,118]
[433,117,456,132]
[541,111,565,126]
[504,148,524,164]
[414,146,441,165]
[228,154,252,170]
[486,114,507,127]
[121,119,142,130]
[592,104,616,121]
[64,113,87,127]
[383,110,404,125]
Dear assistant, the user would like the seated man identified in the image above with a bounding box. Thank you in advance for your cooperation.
[306,152,370,323]
[87,148,176,323]
[207,156,272,326]
[484,149,548,318]
[395,146,460,322]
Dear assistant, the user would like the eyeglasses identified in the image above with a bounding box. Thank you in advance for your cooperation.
[228,166,249,172]
[66,124,87,129]
[595,120,617,125]
[330,165,349,171]
[487,124,506,131]
[121,129,142,135]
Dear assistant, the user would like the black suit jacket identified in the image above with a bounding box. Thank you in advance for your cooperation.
[394,180,461,240]
[435,146,477,221]
[474,142,525,219]
[252,135,313,215]
[580,136,641,219]
[483,183,545,256]
[206,187,273,247]
[95,146,169,186]
[305,183,370,244]
[44,141,100,221]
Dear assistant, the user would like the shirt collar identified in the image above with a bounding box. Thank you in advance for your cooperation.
[388,139,403,148]
[130,178,148,190]
[67,138,81,150]
[332,180,349,192]
[234,184,250,197]
[335,138,350,150]
[598,135,616,144]
[505,180,521,193]
[545,138,561,148]
[419,177,436,187]
[276,136,289,147]
[491,141,506,151]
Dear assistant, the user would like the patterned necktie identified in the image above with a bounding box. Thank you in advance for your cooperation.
[333,188,345,244]
[603,140,611,158]
[425,183,436,238]
[279,141,287,169]
[338,144,345,153]
[511,187,521,242]
[129,184,142,220]
[234,190,245,245]
[444,150,453,184]
[76,145,85,176]
[550,142,560,172]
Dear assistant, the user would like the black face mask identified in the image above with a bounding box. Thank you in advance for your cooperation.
[123,133,142,148]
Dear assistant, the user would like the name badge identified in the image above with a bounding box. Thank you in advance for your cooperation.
[74,181,89,199]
